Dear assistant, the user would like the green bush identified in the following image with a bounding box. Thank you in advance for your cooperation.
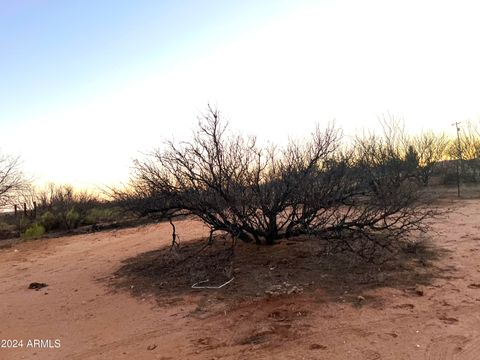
[65,209,80,229]
[23,223,45,239]
[39,211,57,231]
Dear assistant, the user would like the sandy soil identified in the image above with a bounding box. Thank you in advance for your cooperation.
[1,199,480,359]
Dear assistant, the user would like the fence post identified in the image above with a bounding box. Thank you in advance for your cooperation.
[33,202,37,220]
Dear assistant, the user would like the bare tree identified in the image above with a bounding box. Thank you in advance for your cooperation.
[123,107,346,245]
[441,121,480,183]
[116,107,435,260]
[460,121,480,181]
[0,153,28,209]
[412,131,449,185]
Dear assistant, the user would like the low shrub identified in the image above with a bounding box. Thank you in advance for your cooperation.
[39,211,57,231]
[23,223,45,239]
[65,209,80,229]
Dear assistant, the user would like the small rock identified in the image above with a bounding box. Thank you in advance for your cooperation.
[310,343,327,350]
[147,344,157,351]
[414,286,424,296]
[357,295,366,302]
[197,338,210,345]
[28,282,48,291]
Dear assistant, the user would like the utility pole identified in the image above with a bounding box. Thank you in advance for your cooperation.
[452,122,462,197]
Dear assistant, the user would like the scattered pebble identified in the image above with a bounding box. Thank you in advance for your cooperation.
[265,282,303,296]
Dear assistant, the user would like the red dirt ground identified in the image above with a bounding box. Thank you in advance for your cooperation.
[1,198,480,359]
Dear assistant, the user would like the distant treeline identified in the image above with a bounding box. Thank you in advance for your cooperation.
[0,184,126,240]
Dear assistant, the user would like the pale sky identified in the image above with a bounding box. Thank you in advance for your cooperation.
[1,0,480,190]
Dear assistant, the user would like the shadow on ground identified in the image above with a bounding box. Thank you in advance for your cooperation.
[107,233,452,310]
